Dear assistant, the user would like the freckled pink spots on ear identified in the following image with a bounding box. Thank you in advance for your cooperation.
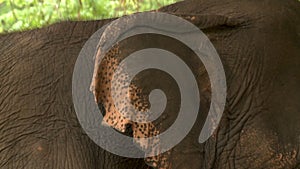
[91,44,172,169]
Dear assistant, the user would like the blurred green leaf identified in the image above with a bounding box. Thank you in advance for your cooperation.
[0,0,179,33]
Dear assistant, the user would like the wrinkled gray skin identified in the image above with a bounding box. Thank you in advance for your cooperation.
[0,0,299,169]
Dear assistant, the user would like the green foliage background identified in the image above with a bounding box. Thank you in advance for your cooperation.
[0,0,179,33]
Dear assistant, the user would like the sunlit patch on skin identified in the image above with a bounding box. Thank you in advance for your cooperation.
[237,128,298,168]
[37,146,43,151]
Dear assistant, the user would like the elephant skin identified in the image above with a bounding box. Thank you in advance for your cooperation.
[0,0,300,169]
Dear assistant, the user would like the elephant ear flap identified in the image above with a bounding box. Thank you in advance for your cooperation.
[144,152,172,169]
[145,156,159,168]
[132,123,172,169]
[90,48,102,104]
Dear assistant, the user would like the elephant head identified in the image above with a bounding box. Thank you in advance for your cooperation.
[0,0,299,169]
[90,0,300,168]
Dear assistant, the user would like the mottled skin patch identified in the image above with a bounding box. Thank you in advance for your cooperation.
[238,128,298,168]
[90,45,171,169]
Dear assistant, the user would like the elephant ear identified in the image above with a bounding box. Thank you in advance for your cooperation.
[90,39,176,168]
[131,120,172,169]
[90,45,133,132]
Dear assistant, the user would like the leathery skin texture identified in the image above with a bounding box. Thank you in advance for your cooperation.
[0,0,299,168]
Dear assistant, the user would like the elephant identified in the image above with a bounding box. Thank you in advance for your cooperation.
[0,0,299,169]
